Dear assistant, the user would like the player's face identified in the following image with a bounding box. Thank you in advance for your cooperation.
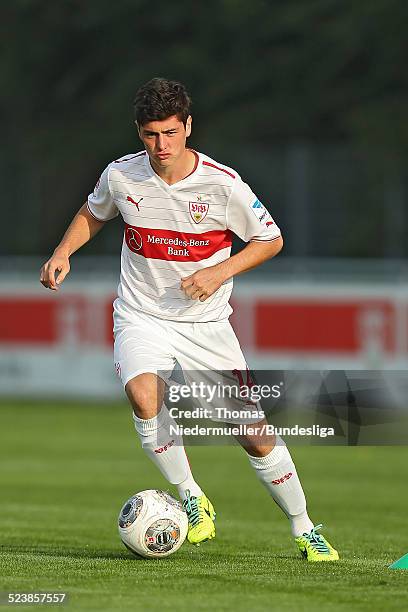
[138,115,192,168]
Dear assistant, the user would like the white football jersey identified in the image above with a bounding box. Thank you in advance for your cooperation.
[87,150,281,322]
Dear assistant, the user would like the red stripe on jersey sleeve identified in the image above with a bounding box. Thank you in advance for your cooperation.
[124,225,232,262]
[202,161,236,179]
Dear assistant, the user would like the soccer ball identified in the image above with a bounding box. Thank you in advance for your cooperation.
[118,489,188,558]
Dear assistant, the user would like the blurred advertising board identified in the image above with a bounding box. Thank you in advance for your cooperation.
[1,279,407,398]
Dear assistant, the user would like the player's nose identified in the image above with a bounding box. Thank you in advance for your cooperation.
[156,134,166,150]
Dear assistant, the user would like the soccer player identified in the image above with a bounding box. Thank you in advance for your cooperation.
[40,78,338,561]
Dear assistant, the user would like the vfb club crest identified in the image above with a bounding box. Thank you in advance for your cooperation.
[189,200,209,224]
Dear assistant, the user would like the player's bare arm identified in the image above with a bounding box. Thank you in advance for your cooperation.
[181,236,283,301]
[40,203,106,291]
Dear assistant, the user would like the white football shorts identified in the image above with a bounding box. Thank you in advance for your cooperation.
[113,298,264,424]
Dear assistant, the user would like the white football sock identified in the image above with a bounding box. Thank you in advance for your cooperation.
[133,405,203,501]
[247,436,314,537]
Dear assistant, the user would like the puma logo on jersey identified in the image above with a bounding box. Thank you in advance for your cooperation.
[127,195,143,211]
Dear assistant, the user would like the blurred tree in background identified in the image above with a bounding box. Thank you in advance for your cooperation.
[1,0,407,257]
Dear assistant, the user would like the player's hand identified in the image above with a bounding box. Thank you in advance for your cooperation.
[40,252,70,291]
[181,266,226,301]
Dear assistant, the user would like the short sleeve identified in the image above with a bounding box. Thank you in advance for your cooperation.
[226,178,281,242]
[87,165,119,221]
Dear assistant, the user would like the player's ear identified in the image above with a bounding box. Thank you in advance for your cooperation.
[185,116,192,138]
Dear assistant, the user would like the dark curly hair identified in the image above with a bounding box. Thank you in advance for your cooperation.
[133,78,192,127]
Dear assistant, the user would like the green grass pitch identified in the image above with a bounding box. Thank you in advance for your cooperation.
[0,401,407,611]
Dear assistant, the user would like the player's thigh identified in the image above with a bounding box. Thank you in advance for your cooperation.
[125,373,166,419]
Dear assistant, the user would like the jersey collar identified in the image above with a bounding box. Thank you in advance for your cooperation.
[144,149,200,190]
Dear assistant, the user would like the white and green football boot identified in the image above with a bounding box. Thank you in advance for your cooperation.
[295,524,339,562]
[182,490,216,545]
